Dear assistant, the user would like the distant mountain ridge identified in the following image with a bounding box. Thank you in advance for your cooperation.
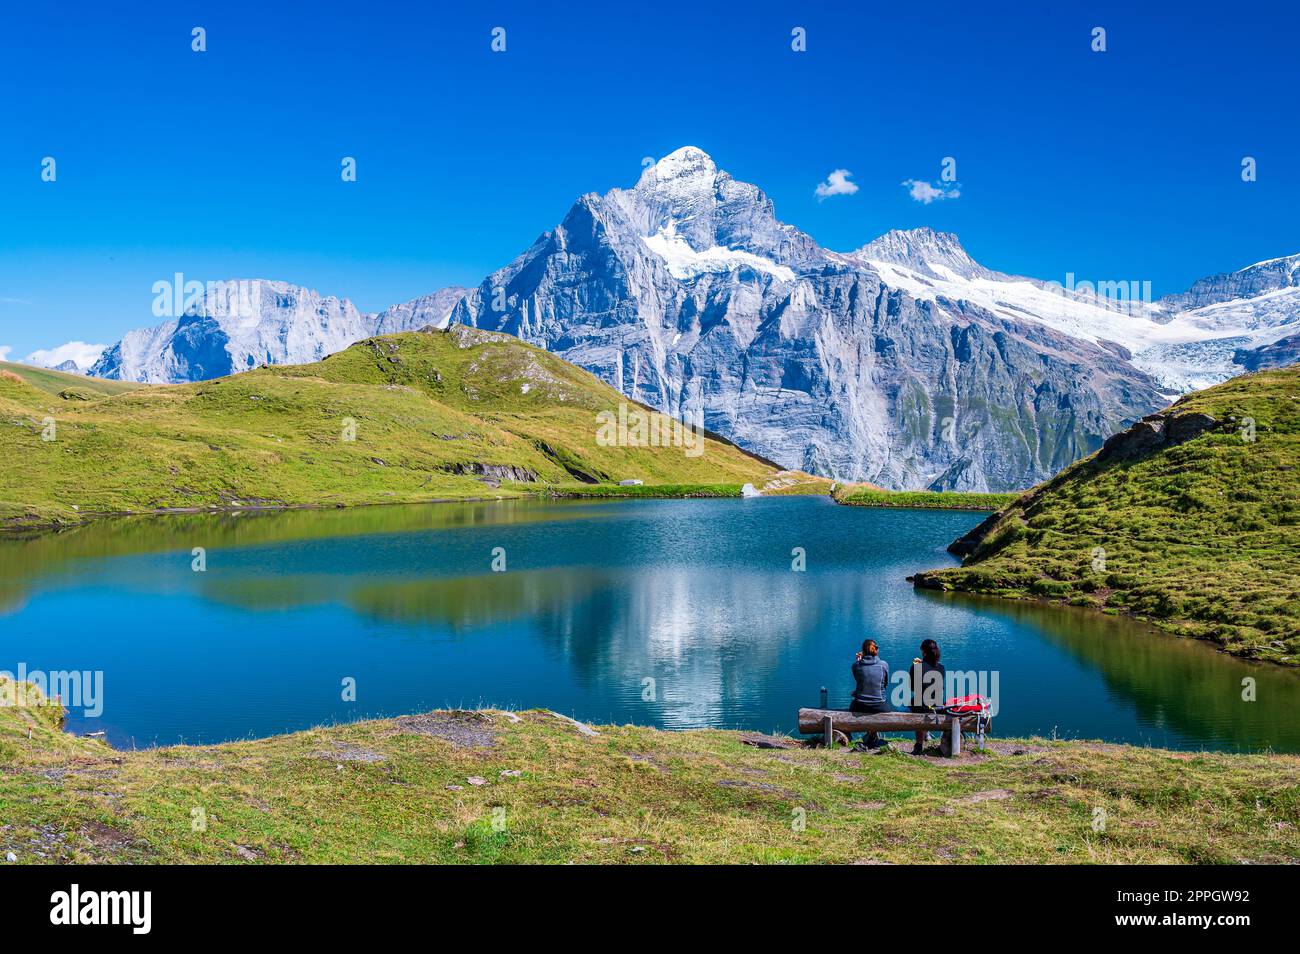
[60,146,1300,491]
[88,281,466,382]
[1157,253,1300,313]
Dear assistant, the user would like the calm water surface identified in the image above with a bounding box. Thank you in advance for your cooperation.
[1,496,1295,751]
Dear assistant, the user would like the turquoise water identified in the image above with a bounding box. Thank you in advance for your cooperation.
[1,496,1295,751]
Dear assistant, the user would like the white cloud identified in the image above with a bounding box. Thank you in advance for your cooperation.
[815,169,859,200]
[902,179,961,204]
[0,346,12,362]
[23,341,107,372]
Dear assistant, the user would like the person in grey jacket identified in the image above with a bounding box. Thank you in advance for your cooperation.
[850,639,891,749]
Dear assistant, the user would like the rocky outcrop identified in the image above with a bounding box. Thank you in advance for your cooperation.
[1100,411,1218,460]
[444,462,540,486]
[1235,332,1300,372]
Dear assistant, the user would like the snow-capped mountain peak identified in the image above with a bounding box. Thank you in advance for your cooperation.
[851,227,989,280]
[611,146,800,264]
[636,145,717,194]
[625,146,722,244]
[449,151,1175,491]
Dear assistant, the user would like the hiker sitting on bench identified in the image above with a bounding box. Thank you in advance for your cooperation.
[850,639,890,750]
[909,639,946,755]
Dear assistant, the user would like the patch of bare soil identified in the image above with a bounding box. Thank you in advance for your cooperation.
[392,711,498,748]
[1023,787,1062,801]
[956,788,1014,804]
[984,741,1050,756]
[78,820,144,860]
[716,778,806,802]
[316,742,385,763]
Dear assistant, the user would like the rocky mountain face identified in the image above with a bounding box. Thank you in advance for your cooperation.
[89,281,465,383]
[445,148,1299,490]
[853,227,993,280]
[446,148,1164,490]
[371,287,469,336]
[1236,331,1300,372]
[1157,253,1300,312]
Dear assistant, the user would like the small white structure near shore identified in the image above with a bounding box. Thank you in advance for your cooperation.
[619,479,643,486]
[740,483,762,498]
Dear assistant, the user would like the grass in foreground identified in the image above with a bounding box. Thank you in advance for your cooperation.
[914,367,1300,664]
[1,683,1296,864]
[0,327,787,531]
[833,485,1021,511]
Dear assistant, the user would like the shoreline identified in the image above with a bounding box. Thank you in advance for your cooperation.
[909,579,1300,672]
[0,487,742,537]
[2,481,1027,538]
[909,566,1300,669]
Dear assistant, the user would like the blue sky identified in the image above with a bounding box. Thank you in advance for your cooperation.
[1,0,1297,362]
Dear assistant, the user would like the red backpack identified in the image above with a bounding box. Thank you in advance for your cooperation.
[941,695,990,715]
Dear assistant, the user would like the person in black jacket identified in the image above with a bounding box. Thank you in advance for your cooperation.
[850,639,890,749]
[909,639,946,755]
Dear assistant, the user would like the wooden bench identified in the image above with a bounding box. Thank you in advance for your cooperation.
[797,708,987,757]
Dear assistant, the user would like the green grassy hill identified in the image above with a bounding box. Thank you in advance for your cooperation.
[0,360,143,398]
[913,367,1300,664]
[833,485,1020,511]
[0,325,786,530]
[2,682,1296,864]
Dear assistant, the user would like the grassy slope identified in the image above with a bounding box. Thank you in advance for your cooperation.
[0,361,143,398]
[833,485,1021,511]
[2,684,1296,864]
[0,326,785,530]
[914,367,1300,664]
